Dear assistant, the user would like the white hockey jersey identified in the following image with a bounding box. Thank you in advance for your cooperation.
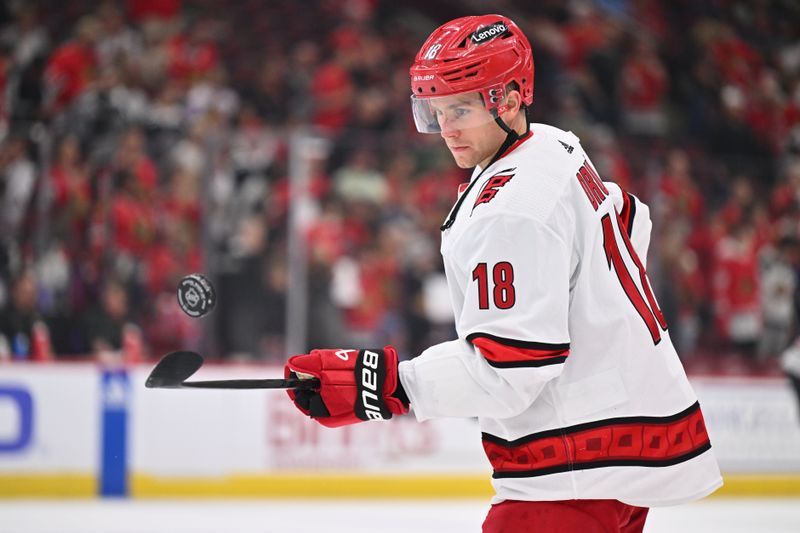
[397,123,722,507]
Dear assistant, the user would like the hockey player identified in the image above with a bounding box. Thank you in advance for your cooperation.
[284,15,722,532]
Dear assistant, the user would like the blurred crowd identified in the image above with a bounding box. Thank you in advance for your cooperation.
[0,0,799,374]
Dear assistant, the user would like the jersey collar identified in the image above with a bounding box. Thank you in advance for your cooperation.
[472,129,533,179]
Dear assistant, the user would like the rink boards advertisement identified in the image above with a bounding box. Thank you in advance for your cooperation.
[1,363,799,498]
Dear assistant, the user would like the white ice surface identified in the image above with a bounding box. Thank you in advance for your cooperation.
[0,498,798,532]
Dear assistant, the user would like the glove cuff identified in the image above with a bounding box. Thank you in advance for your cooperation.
[382,345,409,415]
[391,377,410,410]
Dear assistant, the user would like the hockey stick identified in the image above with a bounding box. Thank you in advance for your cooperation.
[144,351,320,390]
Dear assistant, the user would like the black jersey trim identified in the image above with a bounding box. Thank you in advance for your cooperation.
[485,356,568,369]
[625,191,637,237]
[466,332,570,351]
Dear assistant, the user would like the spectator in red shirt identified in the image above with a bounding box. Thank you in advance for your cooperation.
[718,177,772,248]
[657,149,704,224]
[306,199,348,266]
[711,220,763,359]
[142,219,202,356]
[144,167,203,296]
[338,243,399,346]
[114,127,158,192]
[561,3,613,72]
[50,135,91,253]
[162,168,201,227]
[710,27,762,89]
[165,19,220,82]
[311,60,354,132]
[620,36,668,136]
[44,16,99,115]
[108,170,158,257]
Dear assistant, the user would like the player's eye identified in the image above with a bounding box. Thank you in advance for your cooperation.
[453,107,469,118]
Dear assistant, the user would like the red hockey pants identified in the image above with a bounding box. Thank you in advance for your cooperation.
[482,499,649,533]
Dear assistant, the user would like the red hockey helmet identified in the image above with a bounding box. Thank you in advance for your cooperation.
[410,15,534,133]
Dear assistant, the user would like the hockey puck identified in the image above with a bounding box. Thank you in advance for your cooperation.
[177,273,216,318]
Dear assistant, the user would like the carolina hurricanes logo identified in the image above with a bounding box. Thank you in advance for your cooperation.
[472,173,515,212]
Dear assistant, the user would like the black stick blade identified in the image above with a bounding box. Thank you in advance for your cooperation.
[145,351,321,390]
[145,351,204,388]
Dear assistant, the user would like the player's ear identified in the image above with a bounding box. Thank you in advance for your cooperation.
[504,89,523,120]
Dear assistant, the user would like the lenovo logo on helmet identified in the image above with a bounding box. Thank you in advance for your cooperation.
[470,22,508,45]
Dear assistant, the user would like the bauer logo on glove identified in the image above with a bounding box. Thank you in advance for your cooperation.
[285,346,410,428]
[356,349,390,420]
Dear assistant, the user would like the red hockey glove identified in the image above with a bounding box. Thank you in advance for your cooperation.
[285,346,410,428]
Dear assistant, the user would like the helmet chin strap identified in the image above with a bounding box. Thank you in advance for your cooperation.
[439,109,529,231]
[484,107,530,173]
[492,107,530,148]
[488,113,520,167]
[493,112,518,136]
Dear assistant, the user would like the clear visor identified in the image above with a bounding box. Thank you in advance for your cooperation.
[411,92,496,134]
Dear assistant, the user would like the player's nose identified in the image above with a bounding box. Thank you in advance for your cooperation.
[440,122,460,139]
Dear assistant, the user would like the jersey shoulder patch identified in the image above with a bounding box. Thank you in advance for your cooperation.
[471,168,516,213]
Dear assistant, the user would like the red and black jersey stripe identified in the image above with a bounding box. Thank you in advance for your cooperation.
[482,401,711,478]
[467,332,569,369]
[618,189,637,238]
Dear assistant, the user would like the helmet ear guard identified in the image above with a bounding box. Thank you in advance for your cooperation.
[487,86,504,104]
[484,84,508,115]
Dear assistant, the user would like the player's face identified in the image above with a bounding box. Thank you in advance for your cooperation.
[429,93,507,169]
